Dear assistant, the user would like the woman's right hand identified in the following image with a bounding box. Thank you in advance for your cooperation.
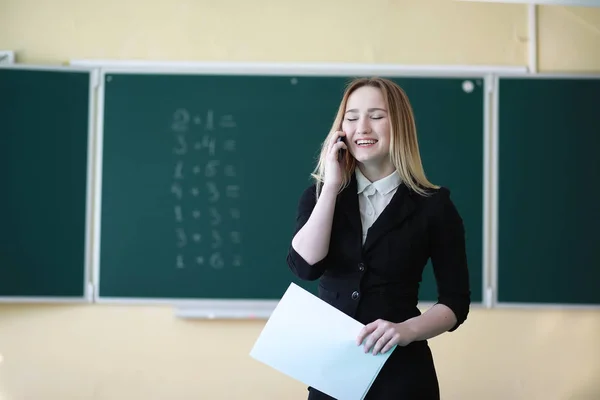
[323,131,347,190]
[291,132,345,267]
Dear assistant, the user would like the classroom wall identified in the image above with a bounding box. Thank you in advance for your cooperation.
[1,1,600,399]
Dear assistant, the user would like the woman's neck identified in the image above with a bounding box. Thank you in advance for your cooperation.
[357,161,396,183]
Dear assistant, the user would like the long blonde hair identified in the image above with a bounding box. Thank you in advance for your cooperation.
[311,77,439,198]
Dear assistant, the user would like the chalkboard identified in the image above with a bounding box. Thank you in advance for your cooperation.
[96,68,485,309]
[496,75,600,306]
[0,65,95,301]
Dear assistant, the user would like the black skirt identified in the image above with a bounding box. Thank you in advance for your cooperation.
[307,340,440,400]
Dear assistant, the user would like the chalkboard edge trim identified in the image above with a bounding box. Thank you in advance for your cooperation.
[88,297,487,319]
[172,300,489,320]
[0,63,96,73]
[70,59,529,77]
[494,72,600,80]
[0,296,89,304]
[494,302,600,310]
[489,75,501,309]
[90,67,106,306]
[84,68,100,305]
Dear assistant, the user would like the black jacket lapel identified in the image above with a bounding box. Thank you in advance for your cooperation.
[363,183,416,252]
[337,173,363,236]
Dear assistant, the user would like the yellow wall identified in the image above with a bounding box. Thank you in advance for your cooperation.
[1,1,600,399]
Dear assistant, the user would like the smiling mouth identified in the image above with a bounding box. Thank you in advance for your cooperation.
[356,139,378,147]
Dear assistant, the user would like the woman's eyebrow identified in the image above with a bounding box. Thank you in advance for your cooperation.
[345,108,387,114]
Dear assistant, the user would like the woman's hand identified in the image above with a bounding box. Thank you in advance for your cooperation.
[356,319,416,355]
[323,131,347,190]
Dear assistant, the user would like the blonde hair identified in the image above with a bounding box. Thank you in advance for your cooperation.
[311,77,439,198]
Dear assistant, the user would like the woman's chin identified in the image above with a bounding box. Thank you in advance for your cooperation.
[354,152,382,164]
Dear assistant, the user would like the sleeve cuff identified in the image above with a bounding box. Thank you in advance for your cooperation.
[435,296,470,332]
[286,244,328,281]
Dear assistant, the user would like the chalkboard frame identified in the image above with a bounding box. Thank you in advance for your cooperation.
[77,60,526,317]
[491,72,600,310]
[0,64,98,303]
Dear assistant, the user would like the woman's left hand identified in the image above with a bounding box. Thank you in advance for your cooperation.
[356,319,416,355]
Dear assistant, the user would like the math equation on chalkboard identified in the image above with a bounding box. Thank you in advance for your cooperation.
[169,108,242,271]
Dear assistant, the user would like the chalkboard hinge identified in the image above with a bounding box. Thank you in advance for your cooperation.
[485,75,494,95]
[87,281,95,302]
[484,286,494,308]
[90,68,101,90]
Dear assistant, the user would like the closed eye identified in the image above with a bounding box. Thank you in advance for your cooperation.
[345,115,385,122]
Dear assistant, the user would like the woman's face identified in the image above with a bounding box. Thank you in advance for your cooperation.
[341,86,391,167]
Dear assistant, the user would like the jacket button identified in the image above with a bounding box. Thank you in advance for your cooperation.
[358,263,365,271]
[351,291,360,300]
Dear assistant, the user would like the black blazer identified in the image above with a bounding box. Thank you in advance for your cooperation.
[286,174,471,400]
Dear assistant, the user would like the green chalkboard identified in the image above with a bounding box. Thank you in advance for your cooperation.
[0,66,93,301]
[404,78,484,304]
[97,70,484,305]
[497,76,600,306]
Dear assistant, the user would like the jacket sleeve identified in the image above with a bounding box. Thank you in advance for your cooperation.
[286,184,330,281]
[429,187,471,332]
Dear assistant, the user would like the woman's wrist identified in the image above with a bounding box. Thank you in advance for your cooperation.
[320,182,340,196]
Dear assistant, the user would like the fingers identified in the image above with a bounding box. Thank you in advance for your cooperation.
[356,320,378,345]
[326,131,338,152]
[357,319,399,355]
[327,137,347,162]
[327,131,346,151]
[359,319,386,352]
[362,325,386,354]
[380,334,399,355]
[374,330,398,355]
[332,130,346,143]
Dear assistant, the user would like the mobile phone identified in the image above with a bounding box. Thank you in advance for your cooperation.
[337,136,346,162]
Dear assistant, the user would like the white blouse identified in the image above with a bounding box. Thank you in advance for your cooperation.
[355,167,402,244]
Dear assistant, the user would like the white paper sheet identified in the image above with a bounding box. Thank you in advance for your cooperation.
[249,283,395,400]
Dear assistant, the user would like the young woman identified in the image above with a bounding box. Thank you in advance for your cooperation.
[286,77,471,399]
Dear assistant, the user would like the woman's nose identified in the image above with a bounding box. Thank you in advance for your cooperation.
[356,118,371,134]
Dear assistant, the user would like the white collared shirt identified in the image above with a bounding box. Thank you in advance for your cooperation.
[355,168,402,244]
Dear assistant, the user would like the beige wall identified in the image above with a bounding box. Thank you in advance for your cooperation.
[1,1,600,399]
